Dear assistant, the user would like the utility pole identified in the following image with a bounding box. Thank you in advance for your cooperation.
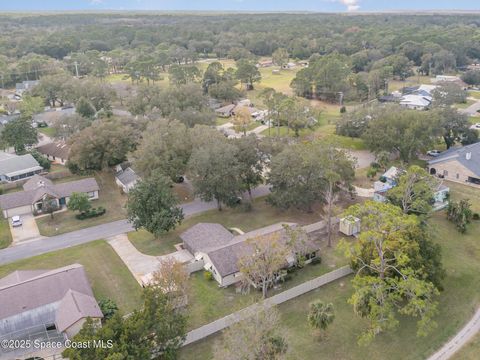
[74,61,79,78]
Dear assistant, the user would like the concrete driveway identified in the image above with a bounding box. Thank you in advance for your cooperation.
[8,214,41,244]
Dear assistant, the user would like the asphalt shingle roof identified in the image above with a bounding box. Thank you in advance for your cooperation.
[180,223,234,254]
[428,142,480,177]
[115,167,139,186]
[0,154,42,177]
[0,175,99,210]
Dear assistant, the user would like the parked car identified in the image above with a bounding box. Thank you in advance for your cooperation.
[11,216,22,227]
[427,150,442,157]
[470,123,480,130]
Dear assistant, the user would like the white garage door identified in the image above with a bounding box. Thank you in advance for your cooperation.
[6,205,32,218]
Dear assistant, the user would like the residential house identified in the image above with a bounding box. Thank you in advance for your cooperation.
[0,153,43,182]
[428,142,480,187]
[0,174,99,218]
[399,84,437,110]
[115,166,139,193]
[257,59,273,68]
[373,166,450,210]
[215,104,236,118]
[14,80,39,97]
[36,141,70,165]
[0,263,103,357]
[180,222,320,287]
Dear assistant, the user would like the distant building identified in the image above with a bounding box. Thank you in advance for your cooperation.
[0,174,99,218]
[0,153,43,182]
[14,80,39,97]
[0,263,103,358]
[399,84,437,110]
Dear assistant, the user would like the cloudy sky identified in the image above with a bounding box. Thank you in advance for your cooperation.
[1,0,479,12]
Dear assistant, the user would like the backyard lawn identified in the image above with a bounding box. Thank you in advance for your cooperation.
[128,197,323,256]
[37,126,57,137]
[36,171,127,236]
[0,240,142,313]
[187,239,349,330]
[0,218,12,249]
[179,213,480,360]
[445,181,480,212]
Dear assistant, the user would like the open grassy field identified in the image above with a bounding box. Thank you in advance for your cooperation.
[179,209,480,360]
[388,75,432,92]
[0,218,12,249]
[36,171,127,236]
[453,99,475,109]
[129,197,323,256]
[0,240,142,313]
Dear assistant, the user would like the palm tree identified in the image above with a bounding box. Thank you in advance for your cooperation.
[307,301,335,335]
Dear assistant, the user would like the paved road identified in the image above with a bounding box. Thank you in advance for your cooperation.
[460,99,480,116]
[0,185,270,266]
[427,308,480,360]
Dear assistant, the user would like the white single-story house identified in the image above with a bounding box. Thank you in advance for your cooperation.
[399,94,432,110]
[0,263,103,358]
[180,222,320,287]
[0,153,43,182]
[36,141,70,165]
[0,174,99,218]
[115,166,139,193]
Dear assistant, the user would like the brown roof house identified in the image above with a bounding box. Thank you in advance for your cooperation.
[0,174,99,218]
[36,141,70,165]
[0,264,103,357]
[180,222,321,287]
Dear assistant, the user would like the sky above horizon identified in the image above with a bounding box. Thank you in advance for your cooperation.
[0,0,479,12]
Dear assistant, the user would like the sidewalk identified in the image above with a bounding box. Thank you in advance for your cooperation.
[427,308,480,360]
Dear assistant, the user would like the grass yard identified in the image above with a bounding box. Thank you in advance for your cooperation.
[36,171,127,236]
[187,240,349,330]
[453,99,476,109]
[37,126,57,137]
[468,90,480,100]
[180,212,480,360]
[257,67,298,95]
[445,181,480,212]
[0,240,142,313]
[0,218,12,249]
[129,197,323,256]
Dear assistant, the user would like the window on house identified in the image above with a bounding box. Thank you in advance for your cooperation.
[456,173,459,179]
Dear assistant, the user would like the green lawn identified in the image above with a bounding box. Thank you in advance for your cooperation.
[0,240,142,313]
[454,99,475,109]
[445,181,480,212]
[0,218,12,249]
[187,240,348,330]
[180,212,480,360]
[129,198,322,256]
[452,332,480,360]
[468,90,480,100]
[37,126,57,137]
[36,171,127,236]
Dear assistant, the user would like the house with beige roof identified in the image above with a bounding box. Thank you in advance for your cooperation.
[0,152,43,182]
[0,174,99,218]
[0,264,102,357]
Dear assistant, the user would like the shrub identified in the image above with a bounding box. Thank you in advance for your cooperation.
[75,207,106,220]
[310,257,322,265]
[98,298,118,321]
[340,106,346,113]
[473,213,480,220]
[203,271,213,281]
[366,167,378,179]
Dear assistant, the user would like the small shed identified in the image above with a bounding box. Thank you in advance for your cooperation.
[339,216,361,236]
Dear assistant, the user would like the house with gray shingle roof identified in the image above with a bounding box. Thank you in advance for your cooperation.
[115,166,139,193]
[36,141,70,165]
[180,222,321,287]
[0,153,43,182]
[0,174,99,218]
[0,263,103,354]
[427,142,480,187]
